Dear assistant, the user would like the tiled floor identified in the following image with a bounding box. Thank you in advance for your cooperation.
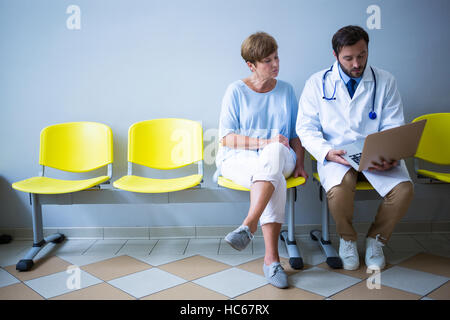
[0,233,449,300]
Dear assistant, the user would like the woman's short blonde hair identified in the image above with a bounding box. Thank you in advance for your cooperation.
[241,32,278,64]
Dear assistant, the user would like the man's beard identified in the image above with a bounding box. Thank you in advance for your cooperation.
[339,61,366,79]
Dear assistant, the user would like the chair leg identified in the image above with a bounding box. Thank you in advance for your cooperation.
[16,194,65,272]
[310,186,342,269]
[280,188,303,270]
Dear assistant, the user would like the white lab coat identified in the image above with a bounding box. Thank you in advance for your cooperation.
[297,61,411,197]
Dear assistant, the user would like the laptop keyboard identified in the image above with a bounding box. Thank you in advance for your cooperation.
[349,153,362,165]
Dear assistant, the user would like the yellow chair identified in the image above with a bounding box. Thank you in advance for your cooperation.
[12,122,114,271]
[412,113,450,183]
[114,118,203,193]
[310,155,376,269]
[217,174,306,270]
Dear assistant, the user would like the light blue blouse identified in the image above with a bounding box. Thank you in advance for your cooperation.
[216,79,298,171]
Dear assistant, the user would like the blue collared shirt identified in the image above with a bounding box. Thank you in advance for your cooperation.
[338,63,362,89]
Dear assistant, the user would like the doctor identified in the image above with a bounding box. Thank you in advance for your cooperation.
[297,25,414,271]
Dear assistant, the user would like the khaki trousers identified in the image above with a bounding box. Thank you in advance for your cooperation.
[326,169,414,243]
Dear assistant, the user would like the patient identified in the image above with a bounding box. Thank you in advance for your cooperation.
[216,32,308,288]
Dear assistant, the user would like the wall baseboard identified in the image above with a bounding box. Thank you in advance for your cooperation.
[1,221,449,240]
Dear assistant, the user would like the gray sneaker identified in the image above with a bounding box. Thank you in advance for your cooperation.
[224,225,254,251]
[263,262,288,289]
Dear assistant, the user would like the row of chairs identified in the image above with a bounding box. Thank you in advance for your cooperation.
[12,119,205,271]
[11,114,450,271]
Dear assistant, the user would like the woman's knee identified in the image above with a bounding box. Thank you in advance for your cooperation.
[252,172,285,191]
[259,213,285,226]
[264,141,286,152]
[262,142,289,161]
[258,143,289,174]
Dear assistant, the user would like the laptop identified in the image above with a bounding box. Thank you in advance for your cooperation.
[340,120,427,172]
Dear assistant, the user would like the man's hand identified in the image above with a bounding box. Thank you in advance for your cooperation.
[368,159,398,172]
[325,149,350,166]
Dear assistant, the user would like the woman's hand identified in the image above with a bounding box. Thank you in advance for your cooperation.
[267,134,290,149]
[293,163,309,181]
[222,134,291,150]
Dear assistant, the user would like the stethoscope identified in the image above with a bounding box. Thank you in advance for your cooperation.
[322,64,377,120]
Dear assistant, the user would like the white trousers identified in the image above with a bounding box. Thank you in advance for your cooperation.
[221,142,296,226]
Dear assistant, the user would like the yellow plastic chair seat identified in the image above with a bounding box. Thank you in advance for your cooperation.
[417,169,450,183]
[286,176,306,188]
[312,172,374,190]
[218,176,306,192]
[113,174,203,193]
[12,176,110,194]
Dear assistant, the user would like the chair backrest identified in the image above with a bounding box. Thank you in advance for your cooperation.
[413,113,450,165]
[39,122,114,172]
[128,118,203,170]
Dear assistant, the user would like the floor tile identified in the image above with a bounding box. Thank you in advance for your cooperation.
[1,240,32,248]
[412,234,450,252]
[184,238,221,255]
[398,252,450,278]
[0,283,44,300]
[158,255,230,281]
[58,254,116,267]
[431,251,450,258]
[330,280,421,300]
[108,268,186,299]
[134,253,195,266]
[83,240,127,256]
[203,254,262,267]
[235,284,324,300]
[426,281,450,300]
[0,242,32,267]
[150,239,189,255]
[236,257,307,277]
[218,239,252,255]
[0,268,20,288]
[384,250,420,265]
[81,255,152,281]
[142,282,229,300]
[295,236,330,265]
[192,267,267,298]
[386,235,425,252]
[4,256,73,281]
[298,248,327,266]
[53,240,100,256]
[50,282,136,300]
[289,266,361,297]
[296,235,320,246]
[116,240,158,256]
[0,251,28,268]
[411,234,450,257]
[1,232,448,300]
[379,266,449,296]
[24,269,103,299]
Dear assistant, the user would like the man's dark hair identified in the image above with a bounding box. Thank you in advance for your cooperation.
[332,25,369,56]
